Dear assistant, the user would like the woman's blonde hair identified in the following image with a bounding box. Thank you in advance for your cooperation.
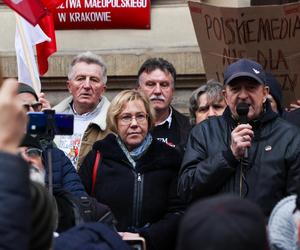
[107,89,155,134]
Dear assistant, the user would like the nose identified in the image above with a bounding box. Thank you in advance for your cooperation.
[129,117,138,127]
[22,153,33,165]
[82,77,91,88]
[207,106,216,117]
[238,87,248,100]
[153,83,162,94]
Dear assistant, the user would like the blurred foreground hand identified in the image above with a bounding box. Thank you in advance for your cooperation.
[0,78,27,154]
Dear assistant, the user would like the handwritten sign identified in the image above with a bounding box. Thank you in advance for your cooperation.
[53,0,150,29]
[189,1,300,105]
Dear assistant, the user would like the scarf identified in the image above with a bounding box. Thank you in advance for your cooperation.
[117,133,153,168]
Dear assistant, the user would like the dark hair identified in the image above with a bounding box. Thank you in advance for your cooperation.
[137,58,176,85]
[177,195,268,250]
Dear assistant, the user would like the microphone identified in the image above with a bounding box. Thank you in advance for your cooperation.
[236,102,250,159]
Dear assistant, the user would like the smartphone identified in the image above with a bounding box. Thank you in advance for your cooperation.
[27,112,74,136]
[125,237,146,250]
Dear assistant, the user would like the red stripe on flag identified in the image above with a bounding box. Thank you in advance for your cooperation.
[36,13,57,76]
[3,0,47,26]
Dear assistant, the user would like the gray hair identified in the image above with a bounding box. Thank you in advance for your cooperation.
[68,51,108,84]
[189,80,224,125]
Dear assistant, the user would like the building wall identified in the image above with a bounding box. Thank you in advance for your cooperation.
[0,0,250,114]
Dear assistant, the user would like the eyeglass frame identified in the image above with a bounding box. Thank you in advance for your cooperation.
[118,113,149,125]
[23,147,43,158]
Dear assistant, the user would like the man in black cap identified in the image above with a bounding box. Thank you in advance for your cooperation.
[178,58,300,217]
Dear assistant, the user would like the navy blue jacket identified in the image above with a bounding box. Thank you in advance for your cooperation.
[43,148,87,197]
[0,152,31,249]
[54,222,131,250]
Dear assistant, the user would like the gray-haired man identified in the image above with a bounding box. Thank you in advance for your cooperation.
[54,51,110,168]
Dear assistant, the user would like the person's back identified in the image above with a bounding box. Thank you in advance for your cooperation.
[176,195,268,250]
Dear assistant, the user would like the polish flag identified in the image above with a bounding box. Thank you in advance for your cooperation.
[36,13,57,76]
[15,15,51,93]
[3,0,47,26]
[12,0,64,91]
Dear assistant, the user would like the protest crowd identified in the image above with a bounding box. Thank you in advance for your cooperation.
[1,1,300,250]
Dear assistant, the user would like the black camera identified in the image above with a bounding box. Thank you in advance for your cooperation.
[27,111,74,136]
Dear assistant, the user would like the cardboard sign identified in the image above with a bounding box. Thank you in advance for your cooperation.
[189,1,300,105]
[53,0,150,29]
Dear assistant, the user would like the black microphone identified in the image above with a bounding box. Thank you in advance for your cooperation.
[236,102,250,159]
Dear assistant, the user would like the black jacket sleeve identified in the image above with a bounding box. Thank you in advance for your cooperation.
[178,125,239,203]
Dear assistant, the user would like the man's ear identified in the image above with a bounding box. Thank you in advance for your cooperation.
[66,80,72,94]
[263,86,270,103]
[222,89,228,105]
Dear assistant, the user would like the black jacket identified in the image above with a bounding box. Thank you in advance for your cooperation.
[79,134,185,250]
[178,104,300,216]
[151,107,191,156]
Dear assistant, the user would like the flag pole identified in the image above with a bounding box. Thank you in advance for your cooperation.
[15,14,40,94]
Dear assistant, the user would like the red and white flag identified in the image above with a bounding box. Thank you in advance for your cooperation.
[15,15,50,93]
[3,0,47,26]
[36,14,57,76]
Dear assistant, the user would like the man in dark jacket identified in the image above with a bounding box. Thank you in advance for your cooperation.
[137,58,191,155]
[178,59,300,217]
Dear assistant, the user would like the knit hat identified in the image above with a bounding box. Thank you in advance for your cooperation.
[176,195,268,250]
[18,83,38,101]
[20,134,42,150]
[268,195,298,250]
[265,72,283,114]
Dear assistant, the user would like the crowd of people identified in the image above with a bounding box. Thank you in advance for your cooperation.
[0,53,299,250]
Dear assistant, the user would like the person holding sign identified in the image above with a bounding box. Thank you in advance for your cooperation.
[178,59,300,217]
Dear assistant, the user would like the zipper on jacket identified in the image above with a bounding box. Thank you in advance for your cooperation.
[132,172,144,229]
[239,165,243,197]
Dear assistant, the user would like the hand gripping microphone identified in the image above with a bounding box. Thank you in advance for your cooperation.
[236,102,250,159]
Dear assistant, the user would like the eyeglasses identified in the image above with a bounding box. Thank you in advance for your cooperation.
[24,148,43,158]
[23,102,42,112]
[118,113,148,125]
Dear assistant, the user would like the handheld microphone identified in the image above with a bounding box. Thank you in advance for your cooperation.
[236,102,250,159]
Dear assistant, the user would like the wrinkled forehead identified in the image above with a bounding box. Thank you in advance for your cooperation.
[17,92,37,103]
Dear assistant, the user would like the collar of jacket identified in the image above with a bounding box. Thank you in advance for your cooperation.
[54,95,110,131]
[223,100,278,132]
[93,134,182,172]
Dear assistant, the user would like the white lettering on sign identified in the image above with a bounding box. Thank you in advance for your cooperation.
[58,0,82,9]
[69,12,111,22]
[84,0,147,8]
[58,13,67,22]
